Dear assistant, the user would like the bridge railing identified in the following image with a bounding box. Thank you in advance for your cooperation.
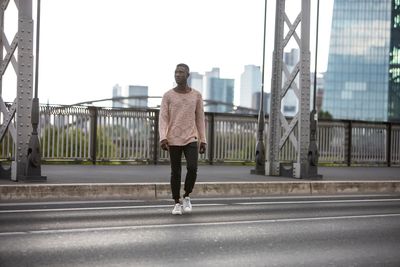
[1,104,399,166]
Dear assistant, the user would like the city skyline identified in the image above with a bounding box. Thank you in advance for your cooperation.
[1,0,334,107]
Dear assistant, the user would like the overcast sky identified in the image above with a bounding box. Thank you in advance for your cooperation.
[2,0,334,106]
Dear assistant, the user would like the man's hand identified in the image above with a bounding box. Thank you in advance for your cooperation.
[160,139,169,151]
[199,142,206,154]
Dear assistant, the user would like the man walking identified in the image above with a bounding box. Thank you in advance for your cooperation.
[159,63,207,215]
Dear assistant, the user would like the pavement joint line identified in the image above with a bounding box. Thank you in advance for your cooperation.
[1,213,400,237]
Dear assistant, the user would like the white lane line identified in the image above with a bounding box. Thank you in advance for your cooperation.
[1,213,400,236]
[235,198,400,205]
[0,199,145,207]
[0,203,225,214]
[2,198,399,213]
[1,194,394,207]
[192,194,400,201]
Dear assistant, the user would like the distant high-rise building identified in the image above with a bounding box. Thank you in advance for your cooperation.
[208,78,234,113]
[282,48,299,117]
[310,73,325,112]
[188,72,204,94]
[252,92,270,114]
[284,48,299,67]
[240,65,261,109]
[389,1,400,122]
[112,84,123,108]
[323,0,400,122]
[126,85,148,108]
[204,67,220,101]
[202,68,234,113]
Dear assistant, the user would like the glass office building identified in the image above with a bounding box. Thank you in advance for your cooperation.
[389,0,400,121]
[206,78,234,113]
[323,0,400,122]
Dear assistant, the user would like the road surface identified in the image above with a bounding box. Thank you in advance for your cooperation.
[1,194,400,266]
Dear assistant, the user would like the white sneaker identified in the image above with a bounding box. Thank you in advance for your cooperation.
[172,203,182,215]
[182,197,192,213]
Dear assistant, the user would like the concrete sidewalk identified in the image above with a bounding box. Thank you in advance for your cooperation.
[1,165,400,201]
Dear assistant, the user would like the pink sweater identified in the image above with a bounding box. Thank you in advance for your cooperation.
[159,88,207,146]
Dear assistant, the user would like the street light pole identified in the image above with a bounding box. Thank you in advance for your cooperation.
[251,0,267,175]
[23,0,46,181]
[307,0,322,179]
[313,0,320,112]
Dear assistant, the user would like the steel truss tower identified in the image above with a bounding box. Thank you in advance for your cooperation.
[267,0,321,179]
[0,0,44,181]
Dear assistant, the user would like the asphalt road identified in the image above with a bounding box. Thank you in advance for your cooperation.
[1,195,400,267]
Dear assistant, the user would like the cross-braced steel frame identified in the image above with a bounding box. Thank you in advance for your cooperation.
[267,0,320,179]
[0,0,34,180]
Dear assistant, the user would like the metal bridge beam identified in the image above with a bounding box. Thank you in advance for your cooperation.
[0,0,35,181]
[267,0,321,179]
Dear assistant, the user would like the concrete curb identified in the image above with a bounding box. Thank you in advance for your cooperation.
[1,181,400,201]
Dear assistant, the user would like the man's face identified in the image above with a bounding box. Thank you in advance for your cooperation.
[175,66,189,85]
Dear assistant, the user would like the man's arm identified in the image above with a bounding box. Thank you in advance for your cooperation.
[159,94,169,150]
[195,93,207,154]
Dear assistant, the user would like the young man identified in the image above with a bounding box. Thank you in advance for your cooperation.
[159,63,207,215]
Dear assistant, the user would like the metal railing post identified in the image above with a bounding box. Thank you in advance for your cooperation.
[208,113,215,165]
[89,106,98,165]
[153,109,159,165]
[347,121,352,166]
[387,122,392,167]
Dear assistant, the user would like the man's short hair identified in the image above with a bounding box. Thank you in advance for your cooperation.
[176,63,190,73]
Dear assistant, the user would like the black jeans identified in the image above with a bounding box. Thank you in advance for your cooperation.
[169,142,198,202]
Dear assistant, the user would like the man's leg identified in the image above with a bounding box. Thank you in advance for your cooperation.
[169,146,183,203]
[183,142,198,197]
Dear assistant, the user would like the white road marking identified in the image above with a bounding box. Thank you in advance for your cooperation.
[1,213,399,236]
[1,198,399,213]
[161,194,400,202]
[2,194,396,207]
[0,199,145,206]
[235,198,400,205]
[0,203,225,214]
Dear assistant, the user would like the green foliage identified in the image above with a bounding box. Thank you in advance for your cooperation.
[41,126,90,158]
[41,125,121,159]
[96,125,121,158]
[318,110,333,120]
[0,134,13,160]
